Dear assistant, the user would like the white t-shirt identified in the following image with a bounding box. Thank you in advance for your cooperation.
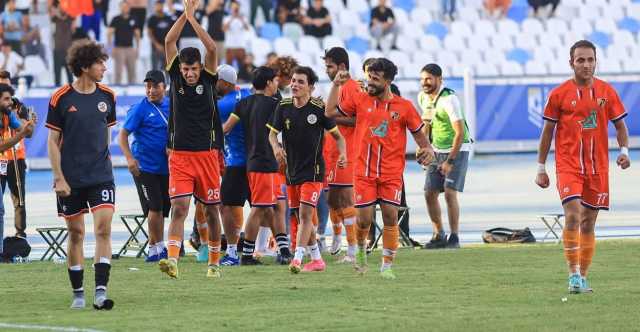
[223,15,247,48]
[0,51,24,76]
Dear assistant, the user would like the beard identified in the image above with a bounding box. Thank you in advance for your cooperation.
[366,83,385,97]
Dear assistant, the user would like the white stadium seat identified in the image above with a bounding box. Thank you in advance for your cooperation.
[412,50,437,66]
[322,36,344,50]
[533,47,557,64]
[459,50,484,68]
[347,0,369,13]
[396,35,418,52]
[496,19,520,37]
[569,18,593,37]
[467,35,489,52]
[548,61,573,75]
[403,62,425,79]
[388,50,411,67]
[521,18,545,35]
[450,21,473,36]
[483,48,508,65]
[613,31,637,48]
[298,36,322,56]
[443,34,467,52]
[458,6,480,22]
[474,63,500,77]
[577,3,602,22]
[410,8,433,26]
[473,20,497,38]
[538,34,564,49]
[419,35,443,52]
[500,61,524,76]
[621,58,640,72]
[598,59,623,74]
[596,18,618,34]
[524,61,548,75]
[274,37,297,56]
[490,34,514,51]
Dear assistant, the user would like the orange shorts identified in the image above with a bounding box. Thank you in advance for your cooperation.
[248,172,276,207]
[169,150,221,205]
[354,176,402,208]
[556,172,609,210]
[274,173,286,200]
[287,182,323,209]
[327,161,354,187]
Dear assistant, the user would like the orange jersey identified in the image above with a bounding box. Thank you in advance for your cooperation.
[326,79,360,162]
[544,78,627,175]
[340,90,424,178]
[0,114,26,161]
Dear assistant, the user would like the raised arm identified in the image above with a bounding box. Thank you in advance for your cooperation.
[165,12,188,64]
[535,120,556,188]
[185,0,217,72]
[325,70,350,118]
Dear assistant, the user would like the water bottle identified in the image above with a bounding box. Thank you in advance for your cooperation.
[16,77,27,99]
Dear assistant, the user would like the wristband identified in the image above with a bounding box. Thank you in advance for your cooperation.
[621,147,629,156]
[537,163,546,174]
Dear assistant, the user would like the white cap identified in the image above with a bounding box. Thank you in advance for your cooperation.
[217,64,237,85]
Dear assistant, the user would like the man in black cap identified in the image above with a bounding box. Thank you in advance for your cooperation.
[118,70,171,262]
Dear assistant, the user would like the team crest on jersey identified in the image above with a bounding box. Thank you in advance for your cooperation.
[196,85,204,95]
[307,114,318,124]
[285,118,291,130]
[97,102,108,113]
[390,111,400,120]
[563,187,570,193]
[597,98,607,108]
[370,120,389,138]
[571,100,577,107]
[580,111,597,129]
[178,87,185,95]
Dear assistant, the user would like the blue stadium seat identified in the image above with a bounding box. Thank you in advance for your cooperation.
[260,23,282,41]
[506,48,532,65]
[588,30,612,49]
[507,5,528,23]
[360,11,371,25]
[394,0,415,13]
[346,37,370,56]
[424,22,448,40]
[618,17,640,34]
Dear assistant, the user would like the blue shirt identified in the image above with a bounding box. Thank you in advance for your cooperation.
[123,96,170,175]
[1,11,23,41]
[8,111,20,129]
[219,88,251,167]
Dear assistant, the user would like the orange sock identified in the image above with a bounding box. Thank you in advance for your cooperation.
[290,213,299,250]
[195,203,208,243]
[356,223,370,247]
[562,229,580,274]
[167,235,182,259]
[208,240,221,266]
[382,225,399,265]
[342,207,357,246]
[329,208,342,235]
[579,232,595,276]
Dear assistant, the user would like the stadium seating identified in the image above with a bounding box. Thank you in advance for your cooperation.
[24,0,640,87]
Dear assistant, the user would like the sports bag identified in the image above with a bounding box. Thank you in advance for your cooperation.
[482,228,536,244]
[2,236,31,261]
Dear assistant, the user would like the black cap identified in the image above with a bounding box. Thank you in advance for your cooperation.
[144,70,165,84]
[323,47,349,68]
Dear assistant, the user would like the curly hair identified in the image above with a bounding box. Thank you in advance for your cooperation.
[66,39,108,78]
[268,56,298,78]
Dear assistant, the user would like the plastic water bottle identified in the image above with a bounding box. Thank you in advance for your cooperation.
[16,77,27,99]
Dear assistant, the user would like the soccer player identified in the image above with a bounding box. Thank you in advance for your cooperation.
[224,65,293,265]
[45,39,116,309]
[159,0,225,279]
[216,63,251,266]
[118,70,171,262]
[322,47,359,262]
[418,64,472,249]
[326,58,434,279]
[268,66,347,273]
[536,40,631,294]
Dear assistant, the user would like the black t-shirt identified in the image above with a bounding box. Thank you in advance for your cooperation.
[307,6,329,20]
[147,14,176,43]
[232,94,279,173]
[110,15,138,47]
[207,9,225,41]
[45,84,117,188]
[167,56,223,151]
[370,6,394,26]
[268,97,336,184]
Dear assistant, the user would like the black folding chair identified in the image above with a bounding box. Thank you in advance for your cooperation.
[117,214,149,258]
[36,227,68,261]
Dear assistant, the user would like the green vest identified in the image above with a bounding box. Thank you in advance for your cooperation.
[418,87,471,151]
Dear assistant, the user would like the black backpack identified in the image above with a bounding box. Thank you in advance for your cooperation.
[482,228,536,244]
[2,236,31,262]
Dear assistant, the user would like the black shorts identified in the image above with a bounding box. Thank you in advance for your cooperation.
[56,182,115,218]
[134,172,170,218]
[1,158,26,205]
[221,166,250,206]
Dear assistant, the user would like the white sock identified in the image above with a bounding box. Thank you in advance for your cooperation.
[256,226,271,252]
[309,243,321,260]
[226,244,238,259]
[156,241,165,250]
[347,245,357,257]
[294,247,305,261]
[148,244,157,256]
[381,262,392,271]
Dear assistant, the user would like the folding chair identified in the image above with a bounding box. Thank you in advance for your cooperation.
[117,214,149,258]
[539,213,564,243]
[370,207,415,249]
[36,227,68,261]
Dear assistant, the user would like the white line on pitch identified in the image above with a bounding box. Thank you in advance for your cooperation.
[0,322,105,332]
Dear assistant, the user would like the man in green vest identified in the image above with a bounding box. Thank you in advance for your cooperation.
[418,64,472,249]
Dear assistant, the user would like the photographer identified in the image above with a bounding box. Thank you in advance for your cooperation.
[0,71,33,240]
